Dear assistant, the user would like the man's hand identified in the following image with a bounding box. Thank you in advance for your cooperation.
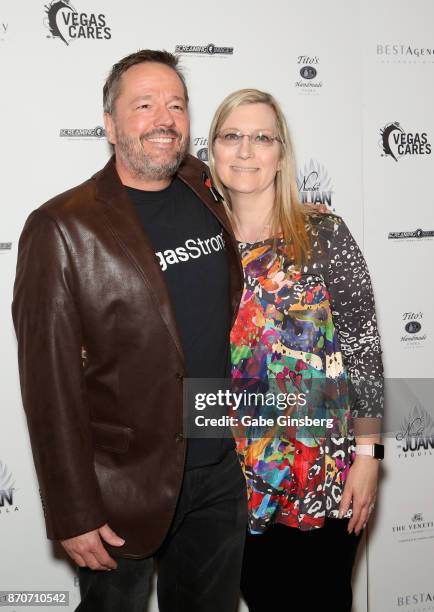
[338,456,380,536]
[61,524,125,570]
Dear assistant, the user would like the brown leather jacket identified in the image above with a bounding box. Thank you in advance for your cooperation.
[12,155,243,558]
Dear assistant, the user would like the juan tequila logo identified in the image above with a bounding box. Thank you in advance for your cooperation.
[0,461,19,515]
[296,159,334,210]
[396,405,434,457]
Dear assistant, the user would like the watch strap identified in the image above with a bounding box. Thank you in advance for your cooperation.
[355,443,384,460]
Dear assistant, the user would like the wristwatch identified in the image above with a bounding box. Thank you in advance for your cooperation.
[355,443,384,460]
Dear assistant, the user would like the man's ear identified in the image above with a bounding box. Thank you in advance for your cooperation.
[104,112,116,145]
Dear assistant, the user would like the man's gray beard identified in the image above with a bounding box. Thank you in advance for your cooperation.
[116,131,188,181]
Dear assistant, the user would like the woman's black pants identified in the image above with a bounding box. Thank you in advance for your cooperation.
[241,518,362,612]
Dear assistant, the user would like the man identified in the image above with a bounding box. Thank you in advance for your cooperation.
[12,49,246,612]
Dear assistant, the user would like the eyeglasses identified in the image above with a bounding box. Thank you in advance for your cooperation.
[215,129,282,147]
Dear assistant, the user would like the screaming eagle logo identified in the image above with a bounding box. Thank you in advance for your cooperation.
[380,121,432,161]
[44,1,111,45]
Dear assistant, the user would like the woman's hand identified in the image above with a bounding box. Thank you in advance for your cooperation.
[338,456,380,536]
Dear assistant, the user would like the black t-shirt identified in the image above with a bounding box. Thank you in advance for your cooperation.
[127,177,233,468]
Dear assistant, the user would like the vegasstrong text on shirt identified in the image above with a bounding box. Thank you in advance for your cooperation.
[155,231,225,271]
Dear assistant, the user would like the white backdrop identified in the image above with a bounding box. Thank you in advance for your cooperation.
[1,1,433,611]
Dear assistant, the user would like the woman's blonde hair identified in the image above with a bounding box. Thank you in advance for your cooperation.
[208,88,312,265]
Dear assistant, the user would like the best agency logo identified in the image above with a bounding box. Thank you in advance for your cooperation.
[59,125,106,139]
[44,1,111,45]
[377,43,434,63]
[396,592,434,611]
[294,55,323,94]
[296,159,334,210]
[401,312,426,348]
[0,461,19,515]
[193,136,209,162]
[395,405,434,458]
[380,121,432,161]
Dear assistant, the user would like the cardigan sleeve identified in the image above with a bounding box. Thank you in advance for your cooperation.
[326,217,384,419]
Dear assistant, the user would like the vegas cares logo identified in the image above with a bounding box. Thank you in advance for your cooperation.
[44,1,111,45]
[380,121,431,161]
[0,22,8,42]
[0,461,19,515]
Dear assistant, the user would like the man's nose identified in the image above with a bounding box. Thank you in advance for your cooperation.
[154,105,175,127]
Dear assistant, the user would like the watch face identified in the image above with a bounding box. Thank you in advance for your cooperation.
[374,444,384,460]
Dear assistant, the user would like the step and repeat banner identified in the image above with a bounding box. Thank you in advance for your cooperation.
[0,1,433,611]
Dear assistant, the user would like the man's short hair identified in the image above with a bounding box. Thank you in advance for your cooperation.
[103,49,189,114]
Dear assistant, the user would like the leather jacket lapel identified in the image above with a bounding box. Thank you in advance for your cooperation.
[177,156,243,286]
[94,157,185,363]
[177,158,232,235]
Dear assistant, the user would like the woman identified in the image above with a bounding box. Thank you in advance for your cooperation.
[208,89,384,612]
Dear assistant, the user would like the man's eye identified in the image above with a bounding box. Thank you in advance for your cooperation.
[137,104,151,110]
[170,105,184,111]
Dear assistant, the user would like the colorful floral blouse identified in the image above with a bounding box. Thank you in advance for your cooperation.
[230,212,384,533]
